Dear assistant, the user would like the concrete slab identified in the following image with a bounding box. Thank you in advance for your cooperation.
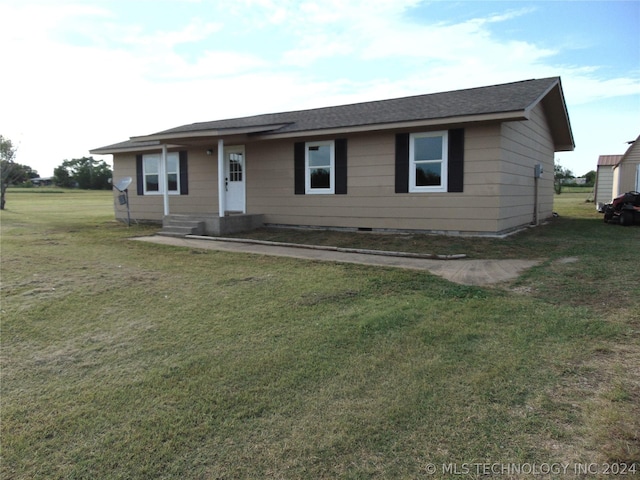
[132,235,540,286]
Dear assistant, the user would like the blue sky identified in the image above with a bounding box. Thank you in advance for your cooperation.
[1,0,638,177]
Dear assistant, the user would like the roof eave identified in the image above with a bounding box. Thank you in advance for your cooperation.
[90,142,182,155]
[555,144,575,152]
[251,111,529,140]
[131,123,292,143]
[618,134,640,164]
[534,79,575,152]
[127,112,528,145]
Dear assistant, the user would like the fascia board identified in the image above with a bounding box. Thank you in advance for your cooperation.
[131,124,291,143]
[254,111,527,140]
[89,143,182,155]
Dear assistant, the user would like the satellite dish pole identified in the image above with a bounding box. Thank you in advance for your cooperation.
[123,188,131,227]
[113,177,133,227]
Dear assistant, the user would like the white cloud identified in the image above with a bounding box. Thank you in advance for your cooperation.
[281,36,354,66]
[0,0,638,178]
[558,71,640,105]
[108,17,222,50]
[278,2,560,95]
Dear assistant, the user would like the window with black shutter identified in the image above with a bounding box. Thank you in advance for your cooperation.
[294,139,347,195]
[135,151,188,195]
[395,129,464,193]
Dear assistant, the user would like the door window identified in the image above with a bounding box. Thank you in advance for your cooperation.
[228,153,243,182]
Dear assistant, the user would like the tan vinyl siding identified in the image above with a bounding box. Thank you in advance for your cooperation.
[111,151,219,222]
[615,141,640,194]
[170,152,218,215]
[113,112,560,235]
[111,153,163,222]
[596,166,615,205]
[247,126,507,234]
[497,103,555,232]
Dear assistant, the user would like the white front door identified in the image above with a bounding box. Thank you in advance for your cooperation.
[224,146,245,213]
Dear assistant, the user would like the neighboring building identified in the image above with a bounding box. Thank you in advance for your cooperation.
[594,136,640,211]
[612,136,640,200]
[595,155,623,209]
[31,177,54,187]
[560,177,586,185]
[91,77,574,236]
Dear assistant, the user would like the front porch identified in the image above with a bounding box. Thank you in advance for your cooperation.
[159,214,264,237]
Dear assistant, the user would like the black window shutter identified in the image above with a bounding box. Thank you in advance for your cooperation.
[395,133,409,193]
[447,129,464,193]
[136,154,144,195]
[294,142,305,195]
[335,138,347,194]
[179,151,189,195]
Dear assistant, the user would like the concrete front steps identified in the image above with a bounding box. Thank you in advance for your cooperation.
[158,214,264,237]
[158,215,205,237]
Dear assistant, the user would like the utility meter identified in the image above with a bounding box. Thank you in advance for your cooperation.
[534,164,543,178]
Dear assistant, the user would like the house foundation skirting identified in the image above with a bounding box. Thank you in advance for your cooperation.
[262,221,543,238]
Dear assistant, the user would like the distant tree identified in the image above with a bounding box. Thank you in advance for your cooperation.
[53,164,74,188]
[583,170,596,186]
[54,157,112,189]
[554,162,573,194]
[1,135,39,210]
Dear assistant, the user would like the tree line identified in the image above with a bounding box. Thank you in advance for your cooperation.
[1,135,113,209]
[52,158,112,190]
[554,162,597,194]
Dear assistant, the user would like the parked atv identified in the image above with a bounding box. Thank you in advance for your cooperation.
[603,191,640,226]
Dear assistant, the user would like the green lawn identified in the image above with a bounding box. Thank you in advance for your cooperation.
[1,190,638,479]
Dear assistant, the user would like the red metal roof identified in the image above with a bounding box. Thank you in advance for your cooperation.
[597,155,623,166]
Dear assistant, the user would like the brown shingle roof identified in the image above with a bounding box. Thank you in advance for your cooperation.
[91,77,574,153]
[153,77,560,135]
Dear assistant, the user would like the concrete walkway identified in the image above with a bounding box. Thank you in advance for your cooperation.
[133,235,540,286]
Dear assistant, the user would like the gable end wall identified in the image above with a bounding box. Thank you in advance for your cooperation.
[616,141,640,194]
[497,102,555,231]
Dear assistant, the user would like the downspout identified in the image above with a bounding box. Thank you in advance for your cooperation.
[533,163,543,225]
[594,167,600,208]
[161,144,169,216]
[217,139,225,217]
[533,175,539,225]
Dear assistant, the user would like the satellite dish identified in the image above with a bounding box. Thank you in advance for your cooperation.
[114,177,132,192]
[112,177,133,227]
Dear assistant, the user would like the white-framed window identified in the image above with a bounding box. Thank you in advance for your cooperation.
[305,140,335,194]
[409,131,448,193]
[142,153,180,195]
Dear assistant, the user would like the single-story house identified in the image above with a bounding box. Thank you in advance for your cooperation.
[594,155,623,210]
[91,76,574,236]
[612,136,640,199]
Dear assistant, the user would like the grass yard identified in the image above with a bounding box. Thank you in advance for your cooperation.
[1,189,638,479]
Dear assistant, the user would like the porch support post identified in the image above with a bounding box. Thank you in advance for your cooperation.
[161,144,169,216]
[217,139,225,217]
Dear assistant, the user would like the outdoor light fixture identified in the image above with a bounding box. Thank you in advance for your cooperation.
[206,149,213,155]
